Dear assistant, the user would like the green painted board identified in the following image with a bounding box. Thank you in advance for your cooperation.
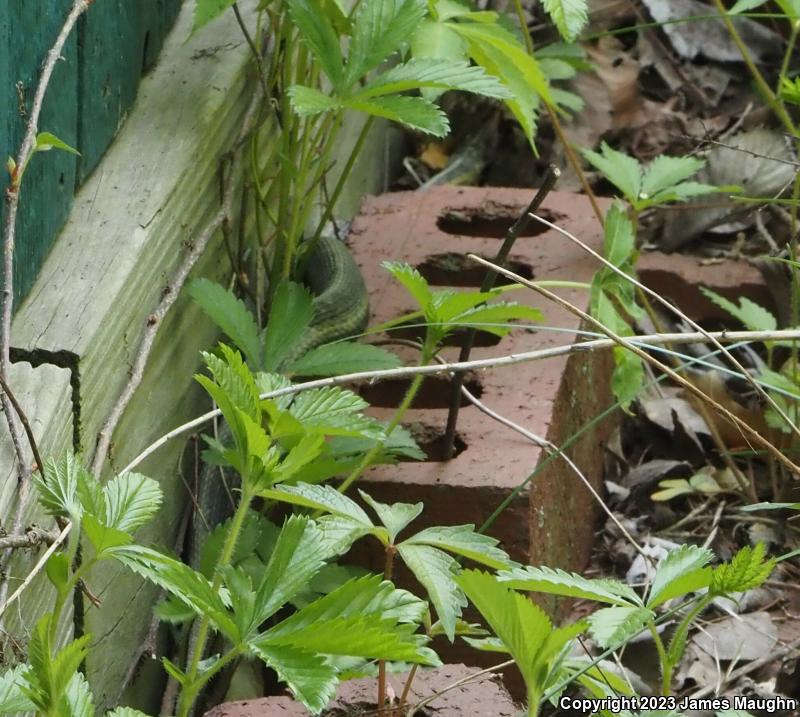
[1,0,183,304]
[3,1,79,306]
[77,0,184,182]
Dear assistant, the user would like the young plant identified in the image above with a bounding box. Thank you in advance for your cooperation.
[334,261,543,494]
[497,543,775,697]
[455,570,590,717]
[263,482,515,708]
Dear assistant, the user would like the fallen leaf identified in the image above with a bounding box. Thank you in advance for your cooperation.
[693,612,777,661]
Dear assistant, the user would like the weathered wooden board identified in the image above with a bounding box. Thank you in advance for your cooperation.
[0,361,74,660]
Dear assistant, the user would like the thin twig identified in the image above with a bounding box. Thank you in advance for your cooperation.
[529,212,800,444]
[467,253,800,476]
[442,166,560,458]
[0,523,72,620]
[120,328,800,476]
[89,86,265,477]
[0,528,60,551]
[0,373,43,473]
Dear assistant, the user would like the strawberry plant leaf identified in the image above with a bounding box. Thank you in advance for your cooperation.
[499,565,642,606]
[647,544,713,608]
[542,0,588,41]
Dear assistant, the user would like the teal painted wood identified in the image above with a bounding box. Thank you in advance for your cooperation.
[77,0,184,183]
[1,1,182,306]
[3,1,79,307]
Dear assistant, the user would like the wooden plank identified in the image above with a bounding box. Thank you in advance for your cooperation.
[4,1,79,306]
[76,1,147,182]
[0,361,74,661]
[142,0,184,73]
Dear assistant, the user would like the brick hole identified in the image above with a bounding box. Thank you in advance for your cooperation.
[361,374,483,409]
[392,320,502,347]
[416,252,533,286]
[401,421,468,461]
[437,207,558,238]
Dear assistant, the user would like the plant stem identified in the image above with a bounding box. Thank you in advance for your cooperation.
[712,0,796,136]
[647,622,670,695]
[377,544,397,712]
[337,347,432,496]
[177,489,254,717]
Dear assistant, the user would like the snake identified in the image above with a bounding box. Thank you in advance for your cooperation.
[188,234,370,567]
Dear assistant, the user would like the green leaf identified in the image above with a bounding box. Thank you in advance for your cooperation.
[729,0,767,12]
[357,58,511,99]
[641,155,705,198]
[582,142,642,204]
[45,553,71,593]
[286,341,402,377]
[344,0,427,86]
[710,543,775,595]
[397,543,465,641]
[700,288,777,332]
[35,453,85,523]
[192,0,236,32]
[404,525,512,569]
[647,544,714,608]
[106,708,152,717]
[108,544,237,640]
[35,132,80,156]
[263,483,374,528]
[287,86,343,117]
[82,514,133,556]
[611,348,645,411]
[444,302,543,336]
[542,0,588,41]
[285,0,345,88]
[287,386,384,439]
[587,606,654,649]
[411,20,468,101]
[273,434,326,484]
[63,672,94,717]
[263,281,315,372]
[0,666,36,713]
[251,644,337,714]
[252,516,332,626]
[360,492,423,542]
[344,94,449,136]
[189,279,263,369]
[102,472,162,534]
[199,346,261,423]
[603,203,635,268]
[498,565,642,606]
[648,181,726,205]
[382,262,432,309]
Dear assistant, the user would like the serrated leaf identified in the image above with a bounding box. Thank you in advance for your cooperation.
[189,279,263,369]
[64,671,94,717]
[106,708,151,717]
[588,606,654,648]
[102,472,162,534]
[700,288,777,332]
[603,203,635,268]
[445,302,543,336]
[397,543,464,641]
[263,281,315,372]
[154,596,195,624]
[647,545,714,608]
[542,0,588,41]
[285,0,345,88]
[0,666,36,713]
[263,483,374,527]
[344,94,449,136]
[360,492,423,542]
[287,85,342,117]
[192,0,236,32]
[288,387,384,439]
[411,20,468,101]
[648,181,726,205]
[582,142,642,204]
[710,543,775,595]
[35,132,80,156]
[499,565,642,606]
[35,453,84,523]
[286,341,402,377]
[405,525,512,569]
[252,516,331,628]
[344,0,427,86]
[641,155,705,198]
[357,58,511,99]
[83,513,133,556]
[382,262,432,308]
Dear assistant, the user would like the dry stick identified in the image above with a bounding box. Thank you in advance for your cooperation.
[441,166,560,459]
[89,87,265,478]
[467,253,800,477]
[0,528,59,551]
[1,0,92,476]
[529,212,800,445]
[120,328,800,476]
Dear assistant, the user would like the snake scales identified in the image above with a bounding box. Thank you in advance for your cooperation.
[189,234,370,567]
